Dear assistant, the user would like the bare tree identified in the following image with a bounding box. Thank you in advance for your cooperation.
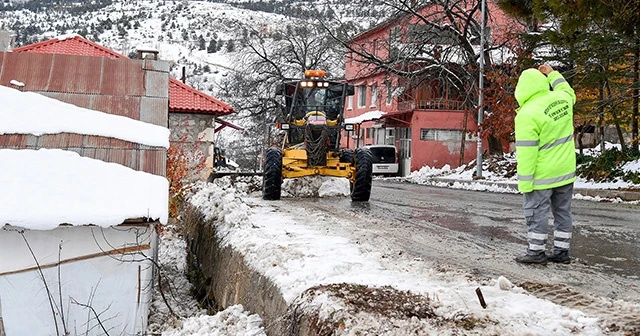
[215,24,345,169]
[324,0,521,153]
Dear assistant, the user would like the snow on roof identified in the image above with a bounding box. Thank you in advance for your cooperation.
[9,79,24,87]
[55,33,81,41]
[0,85,170,148]
[0,148,168,229]
[344,110,387,124]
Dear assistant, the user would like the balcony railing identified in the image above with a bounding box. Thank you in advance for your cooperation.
[397,99,465,111]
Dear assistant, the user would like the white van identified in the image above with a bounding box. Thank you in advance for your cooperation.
[364,145,399,176]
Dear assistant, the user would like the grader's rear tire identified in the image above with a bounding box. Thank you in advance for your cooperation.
[351,147,373,201]
[262,147,282,200]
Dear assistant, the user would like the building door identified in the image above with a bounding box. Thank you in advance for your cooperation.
[397,128,412,177]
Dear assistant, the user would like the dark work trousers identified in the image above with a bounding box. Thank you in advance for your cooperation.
[523,183,574,255]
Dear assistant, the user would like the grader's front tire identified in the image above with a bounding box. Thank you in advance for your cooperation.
[351,147,373,201]
[262,147,283,200]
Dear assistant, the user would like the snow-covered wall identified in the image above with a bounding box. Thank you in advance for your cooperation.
[0,224,157,335]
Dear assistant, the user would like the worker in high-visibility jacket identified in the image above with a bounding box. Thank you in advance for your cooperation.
[513,64,576,264]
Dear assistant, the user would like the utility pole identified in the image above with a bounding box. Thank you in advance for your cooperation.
[476,0,486,179]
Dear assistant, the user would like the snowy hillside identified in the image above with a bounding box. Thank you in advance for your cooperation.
[0,0,385,93]
[0,0,391,167]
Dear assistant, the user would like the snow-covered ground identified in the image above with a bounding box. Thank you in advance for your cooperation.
[148,148,640,335]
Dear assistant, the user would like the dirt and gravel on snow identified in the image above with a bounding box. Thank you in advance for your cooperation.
[270,178,640,335]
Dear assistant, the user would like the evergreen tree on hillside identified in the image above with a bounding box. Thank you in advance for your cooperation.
[225,39,235,53]
[198,34,206,50]
[207,39,217,53]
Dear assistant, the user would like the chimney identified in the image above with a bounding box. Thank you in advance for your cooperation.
[0,30,14,51]
[136,47,159,60]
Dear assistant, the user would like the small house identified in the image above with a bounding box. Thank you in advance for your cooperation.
[0,83,169,335]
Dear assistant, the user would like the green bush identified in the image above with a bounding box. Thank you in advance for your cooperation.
[577,147,640,183]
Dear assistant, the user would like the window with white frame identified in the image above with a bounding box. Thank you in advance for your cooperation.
[385,128,395,144]
[420,129,469,141]
[370,85,378,106]
[357,85,367,108]
[366,127,374,139]
[386,82,392,105]
[347,95,353,110]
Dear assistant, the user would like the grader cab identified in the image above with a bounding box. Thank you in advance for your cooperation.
[262,70,373,201]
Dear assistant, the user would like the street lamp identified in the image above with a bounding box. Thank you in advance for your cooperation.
[476,0,486,179]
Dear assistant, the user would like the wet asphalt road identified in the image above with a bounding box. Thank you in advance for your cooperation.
[286,179,640,304]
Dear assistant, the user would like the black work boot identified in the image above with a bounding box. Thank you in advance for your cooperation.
[547,250,571,264]
[515,252,547,264]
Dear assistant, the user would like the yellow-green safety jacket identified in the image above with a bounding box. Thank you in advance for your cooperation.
[514,69,576,193]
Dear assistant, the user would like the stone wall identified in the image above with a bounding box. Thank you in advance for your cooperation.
[182,206,289,335]
[169,113,217,178]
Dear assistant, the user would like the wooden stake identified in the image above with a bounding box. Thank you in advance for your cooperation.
[475,287,487,309]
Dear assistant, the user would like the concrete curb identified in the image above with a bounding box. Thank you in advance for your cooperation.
[426,177,640,202]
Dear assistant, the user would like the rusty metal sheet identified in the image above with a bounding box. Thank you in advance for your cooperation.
[84,135,111,148]
[25,134,39,148]
[100,58,145,96]
[80,147,96,159]
[0,134,26,148]
[130,149,140,171]
[94,148,109,162]
[0,52,53,91]
[145,70,169,99]
[48,54,104,93]
[89,95,141,120]
[68,133,84,148]
[40,92,93,110]
[108,149,132,169]
[140,96,168,127]
[110,138,137,149]
[141,150,167,176]
[38,134,65,148]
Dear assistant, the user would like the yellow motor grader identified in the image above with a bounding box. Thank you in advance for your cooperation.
[262,70,373,201]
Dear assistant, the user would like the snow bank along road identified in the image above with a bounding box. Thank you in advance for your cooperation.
[188,178,640,335]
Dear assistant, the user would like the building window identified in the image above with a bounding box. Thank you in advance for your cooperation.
[366,127,374,139]
[420,129,467,141]
[358,85,367,108]
[386,82,392,105]
[386,128,395,145]
[349,52,354,66]
[373,40,378,56]
[370,85,378,107]
[347,96,353,110]
[389,27,400,59]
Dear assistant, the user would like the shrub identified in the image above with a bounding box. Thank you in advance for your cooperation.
[577,147,640,183]
[167,133,206,218]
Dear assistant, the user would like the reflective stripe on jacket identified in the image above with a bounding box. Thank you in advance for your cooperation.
[514,69,577,193]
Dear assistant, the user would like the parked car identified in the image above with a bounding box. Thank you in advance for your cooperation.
[364,144,399,176]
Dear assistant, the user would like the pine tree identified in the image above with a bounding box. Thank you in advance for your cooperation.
[198,34,206,50]
[226,39,235,53]
[207,40,217,53]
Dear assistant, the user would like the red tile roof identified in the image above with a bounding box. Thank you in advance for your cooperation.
[12,34,128,58]
[13,34,234,115]
[169,76,233,114]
